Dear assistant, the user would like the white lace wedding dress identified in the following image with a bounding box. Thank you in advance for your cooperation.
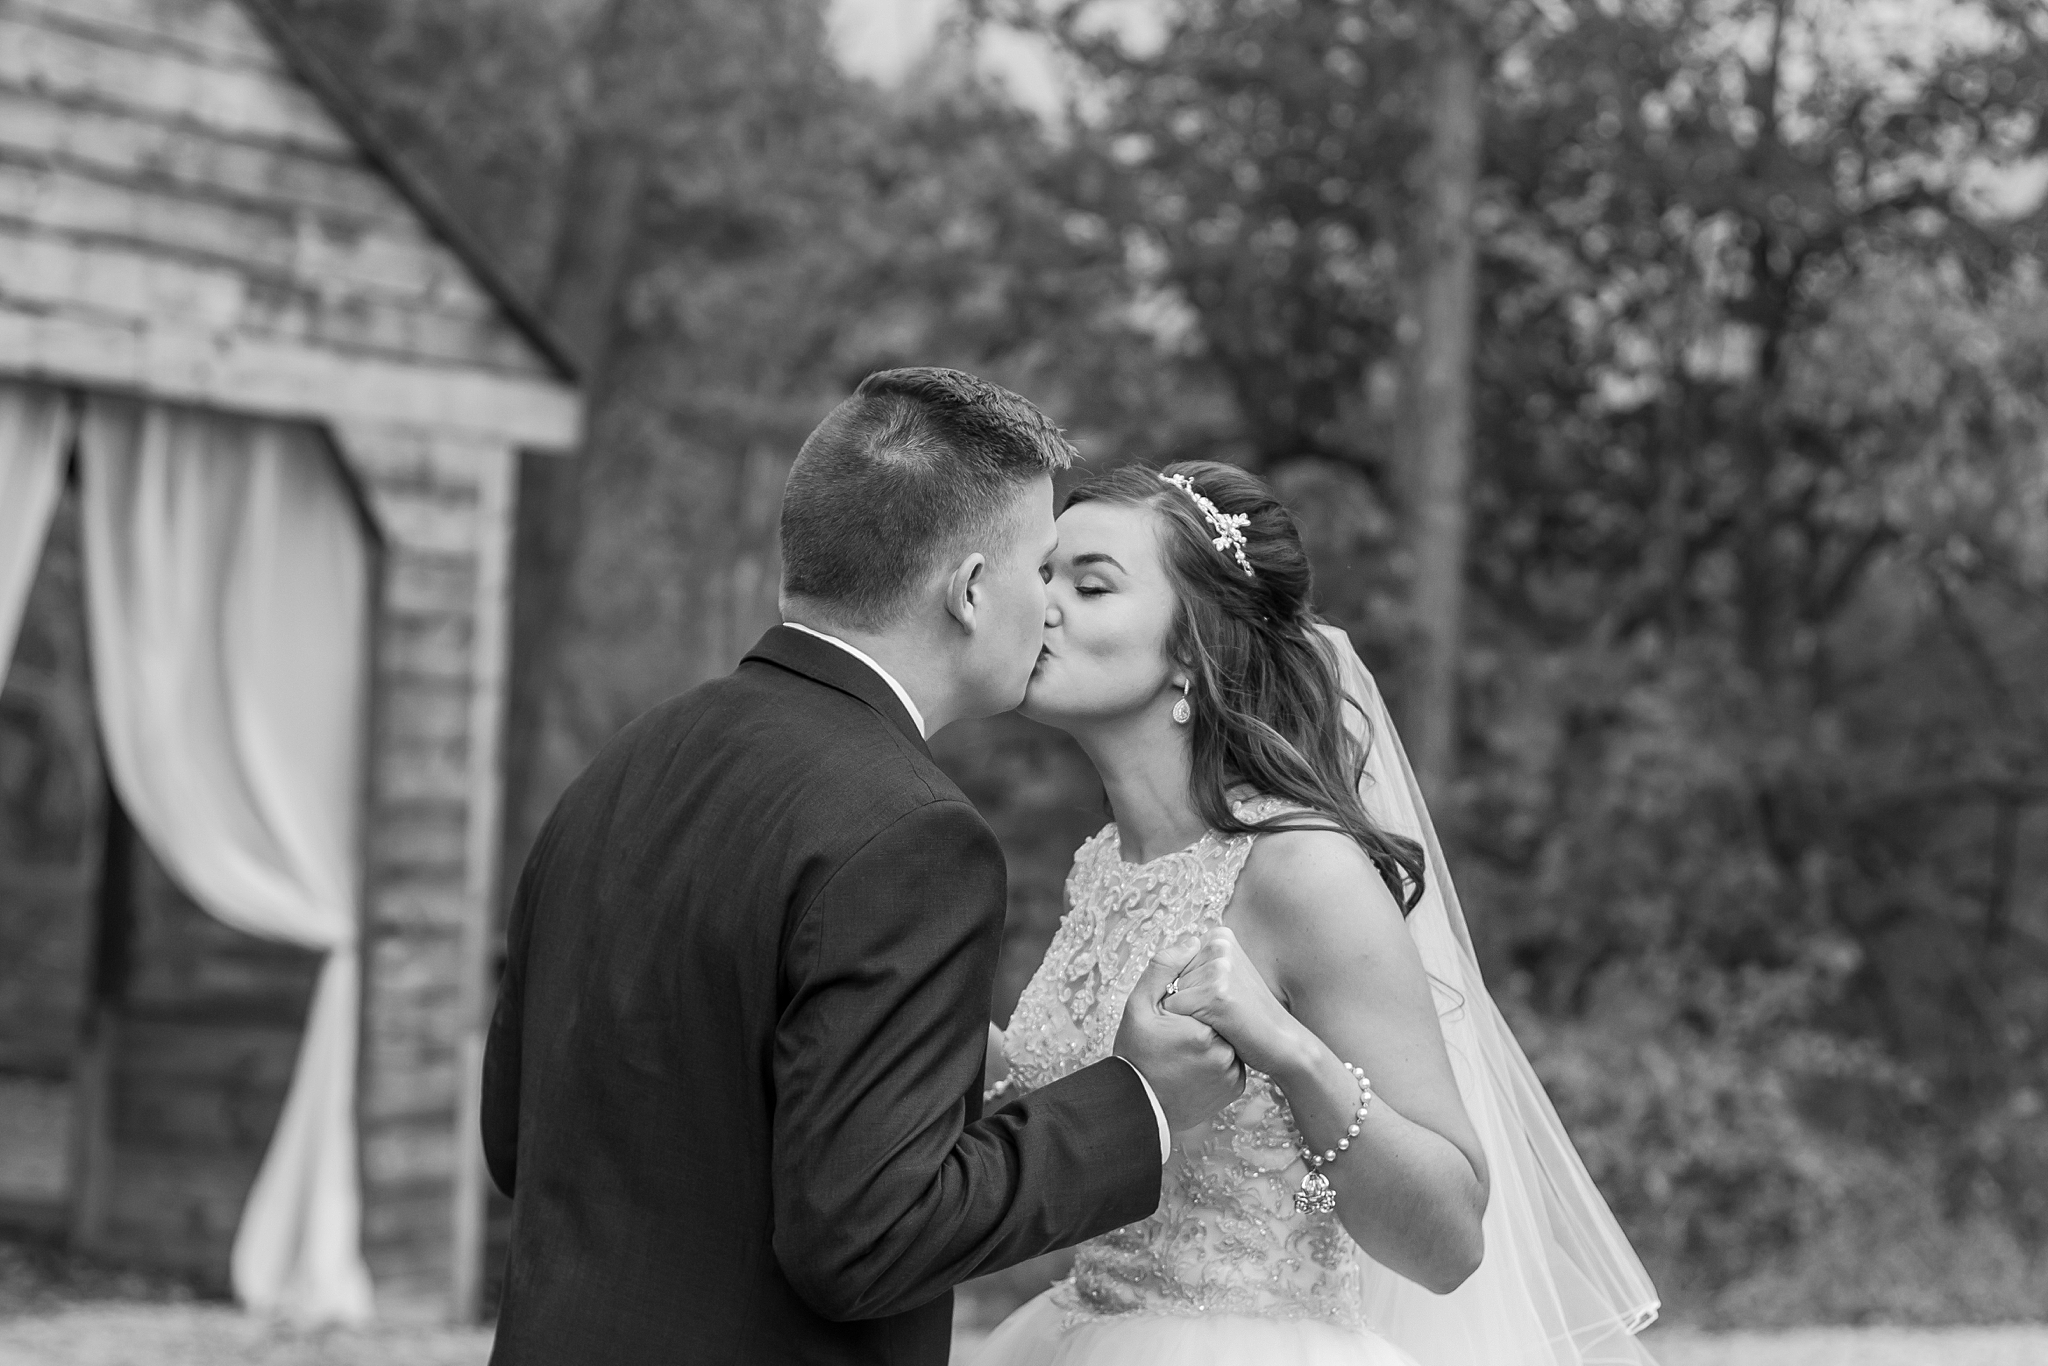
[975,795,1420,1366]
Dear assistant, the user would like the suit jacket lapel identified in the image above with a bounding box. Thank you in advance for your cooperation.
[743,625,931,755]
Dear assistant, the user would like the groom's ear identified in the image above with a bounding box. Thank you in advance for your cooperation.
[943,553,987,633]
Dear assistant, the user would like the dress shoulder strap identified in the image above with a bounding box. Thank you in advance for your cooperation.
[1228,792,1325,828]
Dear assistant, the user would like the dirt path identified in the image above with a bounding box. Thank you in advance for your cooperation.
[0,1304,488,1366]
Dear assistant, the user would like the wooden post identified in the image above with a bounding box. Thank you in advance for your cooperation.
[449,440,519,1323]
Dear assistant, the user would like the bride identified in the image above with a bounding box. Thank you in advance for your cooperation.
[976,462,1661,1366]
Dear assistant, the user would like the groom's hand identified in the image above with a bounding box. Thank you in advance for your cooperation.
[1114,937,1246,1133]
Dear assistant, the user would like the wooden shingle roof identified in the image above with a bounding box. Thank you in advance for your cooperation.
[235,0,579,383]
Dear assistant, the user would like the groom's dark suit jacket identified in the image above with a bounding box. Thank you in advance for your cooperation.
[482,625,1162,1365]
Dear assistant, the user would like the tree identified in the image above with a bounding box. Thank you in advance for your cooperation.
[1018,0,2048,1317]
[1457,0,2048,1314]
[1399,1,1486,798]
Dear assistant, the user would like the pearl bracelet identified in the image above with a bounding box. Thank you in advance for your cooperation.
[1293,1062,1372,1215]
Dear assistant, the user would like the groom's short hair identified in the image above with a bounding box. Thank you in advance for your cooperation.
[780,367,1077,629]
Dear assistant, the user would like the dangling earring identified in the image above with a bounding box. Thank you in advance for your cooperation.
[1171,678,1192,726]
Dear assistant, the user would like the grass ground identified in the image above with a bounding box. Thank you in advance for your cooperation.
[1,1241,2042,1365]
[3,1305,2046,1366]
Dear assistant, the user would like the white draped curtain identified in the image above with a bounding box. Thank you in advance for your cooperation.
[1,383,375,1323]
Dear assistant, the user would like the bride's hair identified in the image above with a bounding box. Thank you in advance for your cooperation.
[1065,460,1425,911]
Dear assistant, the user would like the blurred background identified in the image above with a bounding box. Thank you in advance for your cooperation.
[1,0,2045,1359]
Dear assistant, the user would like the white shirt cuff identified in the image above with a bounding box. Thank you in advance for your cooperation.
[1114,1057,1174,1164]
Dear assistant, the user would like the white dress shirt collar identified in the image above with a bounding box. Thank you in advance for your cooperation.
[780,622,929,739]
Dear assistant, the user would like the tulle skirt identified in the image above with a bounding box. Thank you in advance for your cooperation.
[973,1289,1424,1366]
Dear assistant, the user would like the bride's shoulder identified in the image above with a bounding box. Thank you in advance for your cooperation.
[1231,816,1406,961]
[1230,824,1432,1020]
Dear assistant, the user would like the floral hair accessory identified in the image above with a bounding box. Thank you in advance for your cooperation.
[1159,473,1255,577]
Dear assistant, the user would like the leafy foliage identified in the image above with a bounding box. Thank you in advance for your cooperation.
[1453,1,2048,1320]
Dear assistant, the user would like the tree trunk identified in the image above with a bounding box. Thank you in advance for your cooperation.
[538,137,647,378]
[477,7,654,1321]
[1399,10,1482,804]
[497,1,650,918]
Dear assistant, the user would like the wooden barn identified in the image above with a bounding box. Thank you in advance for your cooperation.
[0,0,580,1322]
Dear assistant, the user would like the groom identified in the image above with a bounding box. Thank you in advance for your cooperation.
[483,368,1243,1365]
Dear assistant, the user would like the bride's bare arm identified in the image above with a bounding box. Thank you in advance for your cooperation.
[1166,829,1489,1293]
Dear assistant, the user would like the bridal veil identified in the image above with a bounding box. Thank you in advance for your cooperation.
[1316,624,1661,1366]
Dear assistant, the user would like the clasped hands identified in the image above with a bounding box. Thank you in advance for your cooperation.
[1113,926,1301,1133]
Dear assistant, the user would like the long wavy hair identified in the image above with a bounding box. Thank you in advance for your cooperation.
[1064,460,1425,912]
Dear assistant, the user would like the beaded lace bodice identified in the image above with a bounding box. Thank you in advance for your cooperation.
[1005,796,1365,1329]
